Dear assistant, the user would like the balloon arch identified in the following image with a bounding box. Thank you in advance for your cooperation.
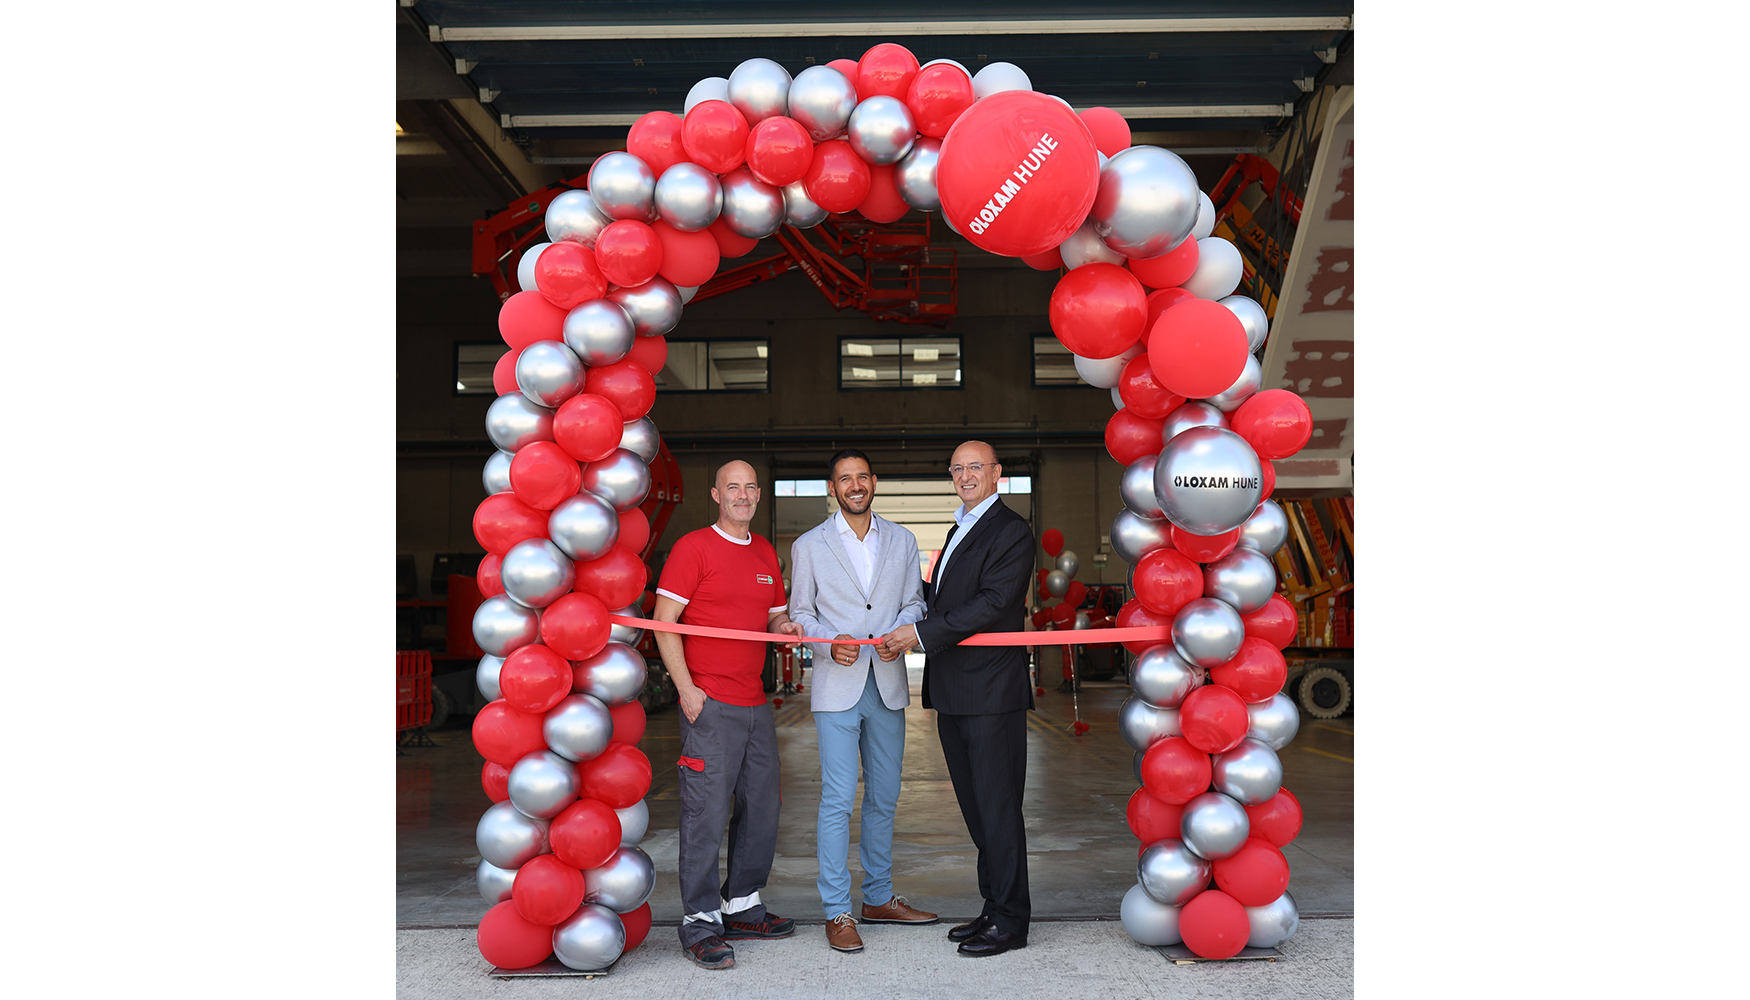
[468,42,1317,971]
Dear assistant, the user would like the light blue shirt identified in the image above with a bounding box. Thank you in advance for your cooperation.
[917,492,1001,652]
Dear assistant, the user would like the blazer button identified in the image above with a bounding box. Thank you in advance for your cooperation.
[866,603,872,610]
[868,634,874,639]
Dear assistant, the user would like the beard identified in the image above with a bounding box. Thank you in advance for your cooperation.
[838,492,872,516]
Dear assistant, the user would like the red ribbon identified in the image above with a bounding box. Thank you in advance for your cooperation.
[609,615,1169,648]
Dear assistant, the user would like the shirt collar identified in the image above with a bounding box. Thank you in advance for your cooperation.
[711,523,753,545]
[832,509,878,537]
[955,492,1001,527]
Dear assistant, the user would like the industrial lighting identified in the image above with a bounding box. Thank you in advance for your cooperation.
[913,347,939,361]
[851,367,878,380]
[396,122,404,134]
[756,345,768,358]
[912,372,938,385]
[456,381,466,390]
[844,343,873,357]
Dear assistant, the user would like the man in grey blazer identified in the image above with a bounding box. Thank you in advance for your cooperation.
[787,449,939,953]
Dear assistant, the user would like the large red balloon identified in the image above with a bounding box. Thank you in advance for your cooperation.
[625,334,668,376]
[477,900,554,969]
[477,553,505,599]
[1179,685,1250,754]
[1170,524,1240,563]
[856,42,919,101]
[578,744,652,809]
[1212,838,1290,907]
[616,508,651,558]
[1147,298,1249,399]
[1021,246,1063,271]
[1117,353,1186,419]
[472,700,549,767]
[1209,637,1288,704]
[583,360,655,421]
[1064,580,1088,606]
[1231,390,1314,460]
[620,902,653,952]
[534,241,607,310]
[858,163,910,223]
[575,545,649,610]
[500,644,574,715]
[474,493,549,555]
[1245,788,1303,847]
[1144,286,1198,335]
[594,221,663,289]
[627,111,688,177]
[1129,236,1200,290]
[609,699,647,745]
[482,761,511,802]
[513,854,586,926]
[744,115,814,186]
[651,221,719,288]
[1049,262,1147,359]
[1242,594,1299,650]
[1115,599,1175,654]
[540,592,611,661]
[707,215,759,258]
[509,440,583,511]
[1050,601,1076,626]
[803,139,871,213]
[1133,548,1204,618]
[1105,408,1167,466]
[499,291,568,349]
[680,100,749,174]
[552,392,624,464]
[550,797,622,870]
[1041,528,1065,556]
[1125,787,1185,843]
[1077,107,1133,158]
[1140,736,1211,805]
[906,63,974,137]
[492,347,521,395]
[826,58,861,81]
[1179,889,1250,960]
[937,90,1100,257]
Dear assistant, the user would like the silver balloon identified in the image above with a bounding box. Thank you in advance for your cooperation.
[676,284,699,303]
[573,642,647,707]
[552,903,625,972]
[543,693,613,763]
[606,278,683,339]
[476,799,551,870]
[1044,569,1069,598]
[1138,838,1213,907]
[683,76,730,114]
[1055,551,1080,579]
[1245,890,1299,949]
[1121,455,1164,519]
[619,417,660,464]
[562,299,635,367]
[501,538,577,609]
[1119,695,1180,751]
[608,604,646,647]
[616,798,650,845]
[587,151,657,222]
[546,189,611,248]
[477,654,505,701]
[970,61,1031,99]
[1130,644,1203,709]
[584,846,656,913]
[483,450,514,495]
[1220,294,1270,353]
[654,161,723,233]
[895,137,942,212]
[1133,749,1146,786]
[1155,426,1264,535]
[517,242,550,293]
[727,57,792,125]
[1073,610,1091,630]
[548,491,620,562]
[516,339,585,408]
[1090,145,1201,259]
[1211,738,1283,806]
[477,857,516,904]
[472,595,541,658]
[1193,190,1217,241]
[921,57,972,77]
[1247,692,1301,751]
[1172,597,1244,669]
[1058,217,1127,270]
[581,448,652,512]
[1111,508,1171,564]
[1120,881,1183,947]
[719,168,785,239]
[1161,400,1230,443]
[508,750,581,820]
[1180,791,1251,861]
[782,179,828,228]
[1203,547,1277,615]
[1238,500,1289,557]
[786,65,858,142]
[1204,354,1263,413]
[1074,346,1140,389]
[485,393,555,454]
[846,95,916,165]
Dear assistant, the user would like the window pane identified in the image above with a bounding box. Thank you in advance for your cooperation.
[455,343,503,395]
[1032,335,1080,386]
[841,337,961,389]
[655,340,768,392]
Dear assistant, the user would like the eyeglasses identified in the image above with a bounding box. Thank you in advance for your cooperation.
[948,463,987,476]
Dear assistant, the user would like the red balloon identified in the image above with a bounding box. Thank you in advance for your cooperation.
[1125,787,1186,843]
[937,90,1100,257]
[627,111,688,177]
[1049,262,1147,359]
[550,797,622,870]
[906,63,974,137]
[856,42,919,101]
[1242,594,1299,650]
[1115,599,1175,654]
[1259,458,1276,501]
[594,221,663,289]
[477,899,554,969]
[482,761,511,802]
[744,115,815,187]
[472,700,549,767]
[540,592,611,661]
[500,645,574,715]
[1245,788,1303,848]
[680,99,749,174]
[1209,637,1288,703]
[509,441,583,511]
[1170,524,1240,563]
[583,359,655,421]
[1021,246,1063,271]
[1212,838,1290,907]
[492,347,521,395]
[499,290,568,349]
[651,221,720,288]
[1148,298,1248,399]
[1077,107,1133,158]
[1230,389,1314,460]
[1105,408,1166,466]
[620,902,653,952]
[1133,548,1204,618]
[1050,601,1077,626]
[1179,684,1250,754]
[474,493,549,555]
[826,58,861,81]
[1144,286,1198,335]
[1041,528,1065,556]
[575,545,649,610]
[552,392,624,464]
[802,139,871,213]
[625,334,669,376]
[534,241,607,310]
[578,743,652,809]
[513,854,586,926]
[858,163,910,223]
[1029,608,1052,628]
[1179,890,1250,960]
[1140,736,1212,805]
[707,215,759,258]
[609,699,647,745]
[478,553,505,599]
[616,508,651,558]
[1064,580,1087,606]
[1116,353,1187,419]
[1128,236,1200,290]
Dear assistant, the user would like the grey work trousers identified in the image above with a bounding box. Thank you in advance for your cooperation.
[675,696,780,947]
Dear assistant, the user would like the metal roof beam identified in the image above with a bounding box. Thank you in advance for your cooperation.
[433,17,1352,43]
[503,104,1293,128]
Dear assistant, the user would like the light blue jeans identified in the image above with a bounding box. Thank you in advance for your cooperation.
[814,669,906,918]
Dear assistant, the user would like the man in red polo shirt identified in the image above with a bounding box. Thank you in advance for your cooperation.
[653,459,802,970]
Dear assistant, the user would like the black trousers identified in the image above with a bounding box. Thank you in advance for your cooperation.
[936,709,1031,934]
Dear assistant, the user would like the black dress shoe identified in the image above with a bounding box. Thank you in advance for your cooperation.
[956,925,1028,957]
[947,915,993,942]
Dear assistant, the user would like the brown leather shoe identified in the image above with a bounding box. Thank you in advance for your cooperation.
[826,913,863,953]
[860,895,939,925]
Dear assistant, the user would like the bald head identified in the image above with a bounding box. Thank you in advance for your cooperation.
[949,440,1001,509]
[711,460,762,535]
[714,460,757,492]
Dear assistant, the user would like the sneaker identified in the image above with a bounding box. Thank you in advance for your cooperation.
[721,912,796,939]
[683,935,736,970]
[860,895,939,925]
[826,913,864,953]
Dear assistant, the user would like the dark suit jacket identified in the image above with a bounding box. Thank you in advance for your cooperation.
[915,497,1036,715]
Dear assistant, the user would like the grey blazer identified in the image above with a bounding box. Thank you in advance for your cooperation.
[787,513,928,713]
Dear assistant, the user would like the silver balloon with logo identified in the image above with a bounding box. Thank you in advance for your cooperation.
[476,654,505,701]
[587,152,657,222]
[581,449,652,512]
[476,857,517,904]
[516,340,585,408]
[846,95,916,165]
[1246,692,1300,751]
[501,539,576,609]
[548,491,620,562]
[727,57,793,125]
[608,604,647,647]
[1171,597,1243,669]
[1056,550,1080,578]
[475,799,551,870]
[1211,738,1283,805]
[1044,569,1069,598]
[563,300,636,367]
[1154,426,1264,535]
[1138,837,1213,906]
[1130,644,1203,709]
[543,693,614,763]
[616,798,650,845]
[483,450,514,495]
[683,76,730,114]
[1121,882,1182,947]
[552,903,625,972]
[719,169,785,239]
[619,417,660,464]
[1203,354,1263,413]
[1202,547,1277,615]
[546,189,612,248]
[787,65,858,140]
[1237,501,1288,557]
[1058,217,1127,270]
[584,846,656,913]
[1090,145,1201,259]
[605,278,682,339]
[1161,400,1229,443]
[473,595,541,658]
[1179,791,1250,860]
[1121,455,1165,519]
[895,137,942,212]
[1110,508,1171,564]
[508,750,581,819]
[573,642,647,707]
[1219,294,1270,353]
[486,393,555,453]
[1119,695,1180,751]
[782,179,828,228]
[654,161,723,232]
[1246,890,1299,949]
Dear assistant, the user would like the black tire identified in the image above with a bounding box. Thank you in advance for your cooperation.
[1296,666,1351,719]
[428,687,454,730]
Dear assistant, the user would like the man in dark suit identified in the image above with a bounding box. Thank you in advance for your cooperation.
[879,440,1035,957]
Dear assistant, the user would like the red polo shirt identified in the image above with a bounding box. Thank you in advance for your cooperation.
[656,524,788,706]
